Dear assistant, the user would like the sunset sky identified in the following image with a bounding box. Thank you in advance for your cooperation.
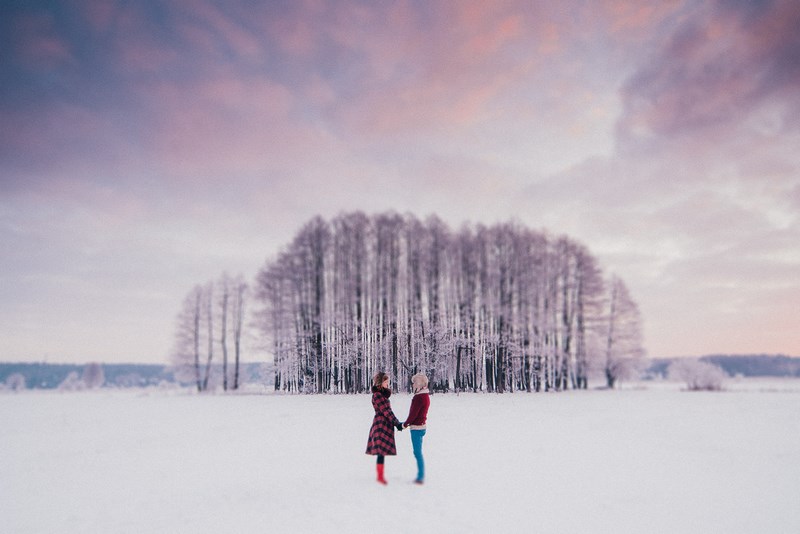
[1,0,798,365]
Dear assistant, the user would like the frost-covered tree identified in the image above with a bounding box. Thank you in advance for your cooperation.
[5,372,26,392]
[572,247,605,389]
[172,274,248,393]
[58,371,83,391]
[172,285,207,391]
[202,281,214,391]
[668,358,727,391]
[219,274,231,391]
[215,272,249,391]
[602,275,645,388]
[82,363,105,389]
[231,274,248,390]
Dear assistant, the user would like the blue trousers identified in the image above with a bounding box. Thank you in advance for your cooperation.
[410,429,426,481]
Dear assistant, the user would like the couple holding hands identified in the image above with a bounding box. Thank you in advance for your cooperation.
[365,371,430,485]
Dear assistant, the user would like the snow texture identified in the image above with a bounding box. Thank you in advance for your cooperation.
[2,381,799,533]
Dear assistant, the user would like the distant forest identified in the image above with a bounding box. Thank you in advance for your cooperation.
[2,355,798,390]
[645,355,800,378]
[0,363,172,389]
[0,363,267,390]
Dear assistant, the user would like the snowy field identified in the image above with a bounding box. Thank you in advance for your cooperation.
[3,380,800,534]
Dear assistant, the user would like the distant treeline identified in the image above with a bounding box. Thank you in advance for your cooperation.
[0,362,269,390]
[5,355,797,391]
[0,363,173,389]
[646,355,800,378]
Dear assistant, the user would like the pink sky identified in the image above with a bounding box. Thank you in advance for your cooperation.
[1,0,798,364]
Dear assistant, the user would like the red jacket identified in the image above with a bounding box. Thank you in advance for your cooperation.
[404,389,430,427]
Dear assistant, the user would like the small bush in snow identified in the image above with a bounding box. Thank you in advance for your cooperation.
[5,373,27,392]
[668,358,728,391]
[58,371,85,391]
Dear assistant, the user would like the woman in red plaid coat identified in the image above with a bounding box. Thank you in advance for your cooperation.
[365,371,403,485]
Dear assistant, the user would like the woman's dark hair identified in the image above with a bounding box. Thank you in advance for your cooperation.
[373,372,389,388]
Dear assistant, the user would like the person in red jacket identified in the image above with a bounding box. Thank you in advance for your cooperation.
[365,372,403,485]
[403,373,430,485]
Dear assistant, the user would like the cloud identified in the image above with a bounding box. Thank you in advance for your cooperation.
[617,0,800,144]
[2,0,799,361]
[0,102,141,191]
[300,2,560,135]
[139,73,303,176]
[513,0,800,357]
[79,0,117,34]
[1,1,608,182]
[602,0,685,37]
[7,10,74,68]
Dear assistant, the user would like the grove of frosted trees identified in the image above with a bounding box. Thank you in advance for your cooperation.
[252,212,644,394]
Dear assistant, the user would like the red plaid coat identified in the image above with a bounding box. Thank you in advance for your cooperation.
[365,387,401,456]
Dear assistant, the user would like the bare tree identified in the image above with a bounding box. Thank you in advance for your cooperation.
[231,274,247,390]
[172,285,204,391]
[5,373,26,392]
[172,276,246,393]
[602,275,645,388]
[202,282,214,391]
[572,247,605,389]
[82,363,105,389]
[218,274,230,391]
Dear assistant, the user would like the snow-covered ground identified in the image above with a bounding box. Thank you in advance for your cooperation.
[2,380,799,533]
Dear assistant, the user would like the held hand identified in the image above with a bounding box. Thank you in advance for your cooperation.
[403,422,409,428]
[396,423,404,431]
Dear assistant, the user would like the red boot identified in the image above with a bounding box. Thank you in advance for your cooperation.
[376,463,387,485]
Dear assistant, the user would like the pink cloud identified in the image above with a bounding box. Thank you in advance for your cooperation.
[456,10,523,59]
[139,73,340,178]
[269,16,317,58]
[302,74,337,107]
[188,0,264,60]
[617,0,800,143]
[307,2,561,135]
[0,101,140,182]
[79,0,118,33]
[177,21,219,57]
[117,37,179,73]
[11,12,74,68]
[602,0,687,38]
[68,1,568,143]
[536,21,563,55]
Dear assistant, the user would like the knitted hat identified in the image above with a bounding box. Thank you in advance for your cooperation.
[411,373,428,391]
